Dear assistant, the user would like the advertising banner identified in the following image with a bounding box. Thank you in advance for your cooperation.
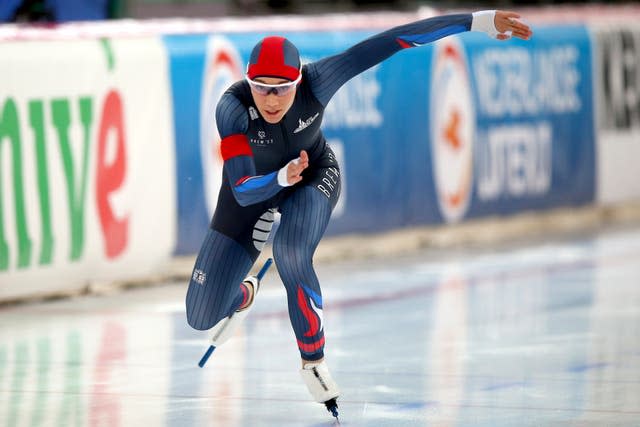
[0,37,176,299]
[460,25,596,221]
[593,25,640,204]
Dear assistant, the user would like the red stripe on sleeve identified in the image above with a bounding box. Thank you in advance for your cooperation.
[235,176,250,186]
[396,38,412,49]
[220,134,253,161]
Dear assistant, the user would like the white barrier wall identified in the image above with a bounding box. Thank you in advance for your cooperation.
[0,37,176,299]
[593,24,640,204]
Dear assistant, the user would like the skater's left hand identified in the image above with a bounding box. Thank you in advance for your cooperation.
[494,11,532,40]
[286,150,309,185]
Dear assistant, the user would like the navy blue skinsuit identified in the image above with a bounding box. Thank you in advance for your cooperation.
[186,13,474,361]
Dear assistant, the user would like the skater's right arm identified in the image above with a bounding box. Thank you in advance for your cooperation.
[305,10,531,106]
[304,13,472,106]
[216,93,307,207]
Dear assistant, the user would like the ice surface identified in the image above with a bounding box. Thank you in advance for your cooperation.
[1,225,639,426]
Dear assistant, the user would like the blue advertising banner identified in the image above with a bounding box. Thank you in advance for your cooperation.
[164,35,210,254]
[165,24,595,255]
[464,25,596,220]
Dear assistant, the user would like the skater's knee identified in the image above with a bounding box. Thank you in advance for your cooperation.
[273,236,312,267]
[271,238,288,267]
[186,301,230,331]
[186,310,215,331]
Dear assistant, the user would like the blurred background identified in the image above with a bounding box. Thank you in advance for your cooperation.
[0,0,636,22]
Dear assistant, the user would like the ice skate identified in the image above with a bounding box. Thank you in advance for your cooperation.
[198,259,272,367]
[300,359,340,418]
[207,275,259,347]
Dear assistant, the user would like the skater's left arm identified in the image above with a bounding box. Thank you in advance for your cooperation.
[217,92,309,206]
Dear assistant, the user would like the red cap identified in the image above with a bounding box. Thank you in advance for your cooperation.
[247,36,301,81]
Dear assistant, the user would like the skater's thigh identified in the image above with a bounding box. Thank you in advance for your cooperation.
[186,185,275,330]
[277,166,341,240]
[274,184,336,261]
[185,228,255,330]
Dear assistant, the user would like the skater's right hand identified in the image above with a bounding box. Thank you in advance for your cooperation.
[284,150,309,186]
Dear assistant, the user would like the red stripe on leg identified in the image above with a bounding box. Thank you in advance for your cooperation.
[221,134,253,161]
[297,286,320,337]
[297,336,325,353]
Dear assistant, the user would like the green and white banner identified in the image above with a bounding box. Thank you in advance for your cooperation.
[0,37,176,299]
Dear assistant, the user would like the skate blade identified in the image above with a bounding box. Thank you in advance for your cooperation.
[198,345,216,367]
[325,398,339,418]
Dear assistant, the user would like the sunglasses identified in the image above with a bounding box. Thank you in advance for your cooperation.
[245,73,302,97]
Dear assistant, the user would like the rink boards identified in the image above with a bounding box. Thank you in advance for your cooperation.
[1,14,639,298]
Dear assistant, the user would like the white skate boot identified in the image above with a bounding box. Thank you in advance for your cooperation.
[208,275,260,347]
[300,360,340,418]
[198,259,273,368]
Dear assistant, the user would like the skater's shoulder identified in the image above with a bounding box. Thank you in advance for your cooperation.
[223,80,253,103]
[215,85,250,135]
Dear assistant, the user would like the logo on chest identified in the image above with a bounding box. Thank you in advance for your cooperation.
[250,130,274,147]
[294,112,320,134]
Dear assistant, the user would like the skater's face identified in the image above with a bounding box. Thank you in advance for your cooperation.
[248,76,298,124]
